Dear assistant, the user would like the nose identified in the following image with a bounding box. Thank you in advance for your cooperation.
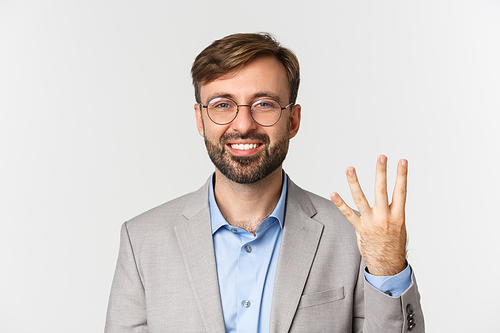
[230,105,259,134]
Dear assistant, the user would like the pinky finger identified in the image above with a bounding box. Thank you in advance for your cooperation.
[331,192,361,229]
[391,159,408,214]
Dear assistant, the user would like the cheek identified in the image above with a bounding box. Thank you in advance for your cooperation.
[203,124,227,142]
[270,123,291,143]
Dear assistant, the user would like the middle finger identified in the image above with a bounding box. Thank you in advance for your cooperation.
[374,155,389,209]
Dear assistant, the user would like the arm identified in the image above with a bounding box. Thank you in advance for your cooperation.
[331,156,424,332]
[105,222,148,333]
[355,259,424,333]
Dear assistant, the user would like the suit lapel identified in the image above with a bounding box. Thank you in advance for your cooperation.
[270,179,324,333]
[175,180,225,333]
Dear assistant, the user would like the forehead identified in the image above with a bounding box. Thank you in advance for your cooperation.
[199,56,289,103]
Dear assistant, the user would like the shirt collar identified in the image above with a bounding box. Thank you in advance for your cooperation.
[208,172,288,235]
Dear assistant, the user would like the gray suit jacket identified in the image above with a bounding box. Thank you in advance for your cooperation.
[105,177,424,332]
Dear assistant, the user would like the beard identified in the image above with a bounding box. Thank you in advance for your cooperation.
[204,127,290,184]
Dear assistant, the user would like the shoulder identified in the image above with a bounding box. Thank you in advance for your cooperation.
[124,179,210,235]
[287,178,345,222]
[306,189,354,231]
[287,179,357,242]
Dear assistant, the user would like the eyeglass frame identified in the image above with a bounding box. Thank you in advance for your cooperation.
[198,96,294,127]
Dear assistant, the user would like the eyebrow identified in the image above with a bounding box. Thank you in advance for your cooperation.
[205,92,284,105]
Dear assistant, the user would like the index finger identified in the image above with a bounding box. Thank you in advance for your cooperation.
[346,167,372,216]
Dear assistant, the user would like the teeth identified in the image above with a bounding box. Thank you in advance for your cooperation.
[231,143,259,150]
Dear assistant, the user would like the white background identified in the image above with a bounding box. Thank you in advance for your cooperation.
[1,0,499,332]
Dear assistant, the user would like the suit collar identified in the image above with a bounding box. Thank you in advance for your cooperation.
[208,172,288,234]
[283,176,317,220]
[270,178,324,333]
[181,178,210,220]
[177,176,324,333]
[176,178,226,333]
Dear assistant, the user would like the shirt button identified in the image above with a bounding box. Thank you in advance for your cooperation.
[245,245,252,253]
[242,300,251,308]
[230,228,237,233]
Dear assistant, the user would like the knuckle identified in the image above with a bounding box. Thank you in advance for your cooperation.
[353,195,365,205]
[396,187,407,197]
[332,199,343,208]
[374,217,390,228]
[393,211,406,222]
[343,209,355,219]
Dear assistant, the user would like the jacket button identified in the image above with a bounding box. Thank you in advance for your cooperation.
[406,304,414,314]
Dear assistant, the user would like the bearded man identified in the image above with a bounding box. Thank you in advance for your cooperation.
[105,33,424,333]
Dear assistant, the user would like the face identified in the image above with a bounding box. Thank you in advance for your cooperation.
[195,56,301,184]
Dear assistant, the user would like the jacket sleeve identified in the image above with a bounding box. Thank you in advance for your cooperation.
[354,258,425,333]
[105,222,148,333]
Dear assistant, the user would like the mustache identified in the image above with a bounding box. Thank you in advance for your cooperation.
[220,132,270,145]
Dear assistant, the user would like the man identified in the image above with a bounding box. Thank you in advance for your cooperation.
[105,33,424,333]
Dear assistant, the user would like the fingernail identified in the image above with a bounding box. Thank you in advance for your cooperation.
[380,156,387,164]
[401,159,408,167]
[347,168,355,176]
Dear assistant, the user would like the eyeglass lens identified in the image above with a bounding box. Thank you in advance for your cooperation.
[207,97,282,126]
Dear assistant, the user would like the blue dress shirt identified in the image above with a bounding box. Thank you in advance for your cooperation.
[208,172,411,333]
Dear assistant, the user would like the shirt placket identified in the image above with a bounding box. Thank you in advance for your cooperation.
[236,231,260,332]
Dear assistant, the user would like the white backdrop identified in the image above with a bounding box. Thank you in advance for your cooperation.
[1,0,499,332]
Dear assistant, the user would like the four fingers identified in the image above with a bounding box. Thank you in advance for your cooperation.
[332,157,408,276]
[331,156,408,216]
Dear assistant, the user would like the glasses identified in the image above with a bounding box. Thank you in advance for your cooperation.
[199,97,293,127]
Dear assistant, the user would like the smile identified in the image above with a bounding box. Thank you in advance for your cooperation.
[230,143,260,150]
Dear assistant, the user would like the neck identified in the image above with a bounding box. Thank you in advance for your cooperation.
[213,167,284,235]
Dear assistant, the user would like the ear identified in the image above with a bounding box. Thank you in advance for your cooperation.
[289,104,301,139]
[194,103,205,137]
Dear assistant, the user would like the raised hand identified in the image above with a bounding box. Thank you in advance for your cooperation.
[330,155,408,276]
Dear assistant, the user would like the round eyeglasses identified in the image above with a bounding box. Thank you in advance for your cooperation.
[199,97,293,127]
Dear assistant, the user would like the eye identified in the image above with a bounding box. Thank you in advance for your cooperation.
[214,102,231,109]
[253,99,279,110]
[209,98,235,110]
